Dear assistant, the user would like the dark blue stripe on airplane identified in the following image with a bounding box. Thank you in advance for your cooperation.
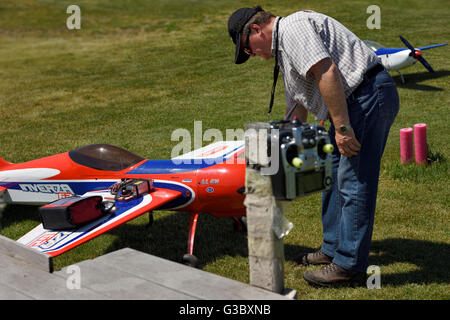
[375,48,407,55]
[126,144,243,175]
[126,159,223,175]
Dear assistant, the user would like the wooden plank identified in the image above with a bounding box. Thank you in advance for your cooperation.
[0,234,53,272]
[54,260,198,300]
[0,246,292,300]
[0,282,33,299]
[0,253,107,299]
[92,248,290,300]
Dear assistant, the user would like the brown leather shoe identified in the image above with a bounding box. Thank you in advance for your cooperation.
[303,263,366,287]
[299,250,333,265]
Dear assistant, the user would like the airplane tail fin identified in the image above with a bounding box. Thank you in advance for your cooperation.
[419,43,448,51]
[172,141,245,163]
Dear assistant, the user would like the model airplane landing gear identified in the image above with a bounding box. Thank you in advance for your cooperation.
[182,254,198,268]
[0,189,6,231]
[232,216,247,232]
[0,204,5,231]
[146,211,154,228]
[182,212,199,268]
[397,71,406,84]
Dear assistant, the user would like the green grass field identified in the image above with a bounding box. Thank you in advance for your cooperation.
[0,0,449,300]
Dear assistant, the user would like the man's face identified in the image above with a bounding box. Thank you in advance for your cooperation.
[241,24,273,60]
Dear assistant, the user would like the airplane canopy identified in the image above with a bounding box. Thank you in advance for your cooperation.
[363,40,384,51]
[69,144,144,171]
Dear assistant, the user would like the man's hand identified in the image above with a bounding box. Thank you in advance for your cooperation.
[334,127,361,157]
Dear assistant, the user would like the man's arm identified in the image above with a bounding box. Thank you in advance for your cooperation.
[309,58,361,157]
[285,103,308,122]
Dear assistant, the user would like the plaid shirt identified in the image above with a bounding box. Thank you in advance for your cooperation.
[273,11,379,120]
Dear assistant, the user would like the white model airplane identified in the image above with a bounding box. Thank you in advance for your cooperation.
[363,36,448,83]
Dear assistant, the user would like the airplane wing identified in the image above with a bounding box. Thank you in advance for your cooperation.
[17,187,182,257]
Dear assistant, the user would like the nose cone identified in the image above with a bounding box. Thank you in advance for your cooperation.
[413,50,422,59]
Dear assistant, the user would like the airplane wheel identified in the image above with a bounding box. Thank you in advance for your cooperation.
[182,254,198,268]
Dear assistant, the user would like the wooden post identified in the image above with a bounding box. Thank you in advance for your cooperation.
[244,122,296,298]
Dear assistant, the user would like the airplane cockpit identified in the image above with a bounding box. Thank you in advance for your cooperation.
[363,40,384,51]
[69,144,144,171]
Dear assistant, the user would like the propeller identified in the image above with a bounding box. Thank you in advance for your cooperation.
[399,35,435,73]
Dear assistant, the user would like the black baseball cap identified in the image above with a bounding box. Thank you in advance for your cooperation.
[228,7,264,64]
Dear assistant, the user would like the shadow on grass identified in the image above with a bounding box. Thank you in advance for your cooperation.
[2,205,448,288]
[392,69,450,90]
[284,238,450,287]
[370,238,450,286]
[0,205,41,237]
[105,211,250,269]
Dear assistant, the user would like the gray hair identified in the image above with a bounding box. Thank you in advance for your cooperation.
[242,6,275,36]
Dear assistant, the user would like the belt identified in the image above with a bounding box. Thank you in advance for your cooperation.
[363,63,385,81]
[346,63,385,104]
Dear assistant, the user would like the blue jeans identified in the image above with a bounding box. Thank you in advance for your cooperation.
[320,70,399,272]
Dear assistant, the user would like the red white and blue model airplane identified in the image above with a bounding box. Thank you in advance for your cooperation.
[0,141,246,267]
[364,36,448,83]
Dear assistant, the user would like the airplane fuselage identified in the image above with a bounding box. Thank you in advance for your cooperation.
[377,49,418,71]
[0,146,246,217]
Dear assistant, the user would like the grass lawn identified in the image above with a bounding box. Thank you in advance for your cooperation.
[0,0,448,300]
